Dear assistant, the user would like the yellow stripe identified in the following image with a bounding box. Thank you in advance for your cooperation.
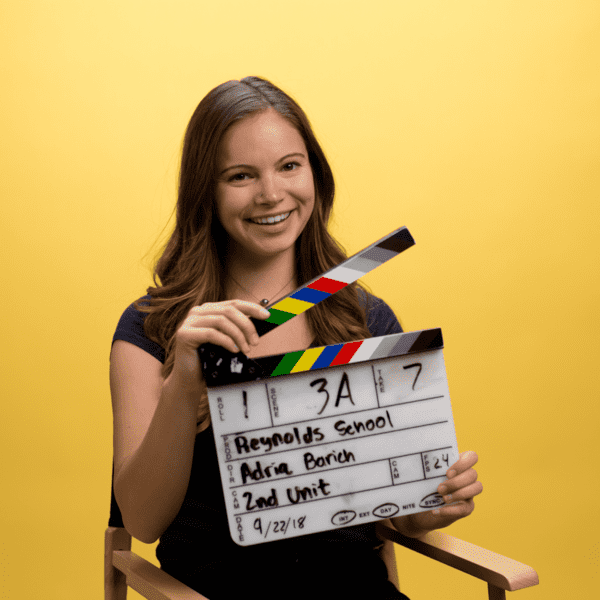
[290,347,324,373]
[270,296,313,315]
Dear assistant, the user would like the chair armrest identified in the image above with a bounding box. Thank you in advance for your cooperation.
[112,551,209,600]
[376,523,539,592]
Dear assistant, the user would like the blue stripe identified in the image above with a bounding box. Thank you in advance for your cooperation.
[290,287,331,304]
[311,344,343,370]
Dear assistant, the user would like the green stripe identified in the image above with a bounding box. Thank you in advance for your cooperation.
[271,350,304,376]
[265,308,296,325]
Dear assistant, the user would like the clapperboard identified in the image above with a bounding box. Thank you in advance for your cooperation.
[199,227,459,546]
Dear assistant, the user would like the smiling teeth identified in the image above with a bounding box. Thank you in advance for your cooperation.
[250,211,291,224]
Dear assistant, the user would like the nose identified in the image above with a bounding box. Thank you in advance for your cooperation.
[256,173,282,204]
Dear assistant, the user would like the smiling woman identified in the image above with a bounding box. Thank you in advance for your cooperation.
[215,109,316,266]
[109,76,481,600]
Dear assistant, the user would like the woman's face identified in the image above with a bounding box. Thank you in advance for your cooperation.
[215,109,315,262]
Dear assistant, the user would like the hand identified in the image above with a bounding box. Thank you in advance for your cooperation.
[392,451,483,537]
[173,300,270,376]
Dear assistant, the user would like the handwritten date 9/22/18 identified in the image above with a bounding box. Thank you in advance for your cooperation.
[254,516,307,539]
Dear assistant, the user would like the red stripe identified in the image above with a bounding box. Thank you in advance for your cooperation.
[329,341,363,366]
[308,277,348,294]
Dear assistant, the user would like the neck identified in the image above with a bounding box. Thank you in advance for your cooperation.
[224,245,298,305]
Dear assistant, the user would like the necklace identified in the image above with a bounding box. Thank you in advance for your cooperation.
[229,273,296,307]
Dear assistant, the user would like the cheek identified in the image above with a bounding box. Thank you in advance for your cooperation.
[296,172,316,204]
[216,187,245,220]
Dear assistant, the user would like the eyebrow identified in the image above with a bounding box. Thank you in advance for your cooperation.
[219,152,307,176]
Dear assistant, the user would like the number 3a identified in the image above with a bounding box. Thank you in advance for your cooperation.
[310,372,354,415]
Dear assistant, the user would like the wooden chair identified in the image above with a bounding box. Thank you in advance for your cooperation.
[106,475,539,600]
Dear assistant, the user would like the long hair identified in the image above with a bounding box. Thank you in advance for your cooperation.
[135,76,372,428]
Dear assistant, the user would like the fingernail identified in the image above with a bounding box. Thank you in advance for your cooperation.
[447,470,456,479]
[439,485,447,495]
[261,308,271,317]
[444,494,452,503]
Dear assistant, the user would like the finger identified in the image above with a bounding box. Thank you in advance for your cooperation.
[198,327,246,355]
[205,314,258,354]
[189,305,260,349]
[433,498,475,519]
[446,450,478,478]
[229,299,272,320]
[438,468,479,495]
[206,306,259,348]
[440,481,483,504]
[182,314,253,354]
[196,302,270,346]
[228,302,271,345]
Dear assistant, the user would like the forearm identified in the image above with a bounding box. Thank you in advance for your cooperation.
[114,367,201,543]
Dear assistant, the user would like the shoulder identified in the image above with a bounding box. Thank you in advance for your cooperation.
[112,295,166,364]
[357,288,403,336]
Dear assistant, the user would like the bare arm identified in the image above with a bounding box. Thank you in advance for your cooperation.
[110,301,270,543]
[111,341,202,543]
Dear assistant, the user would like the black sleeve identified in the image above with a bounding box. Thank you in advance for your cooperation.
[111,296,166,364]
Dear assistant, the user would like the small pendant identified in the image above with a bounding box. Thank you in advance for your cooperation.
[260,298,269,306]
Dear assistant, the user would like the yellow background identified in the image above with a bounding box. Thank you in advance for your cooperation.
[2,1,598,598]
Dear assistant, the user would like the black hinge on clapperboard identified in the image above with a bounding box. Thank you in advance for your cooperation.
[199,226,442,387]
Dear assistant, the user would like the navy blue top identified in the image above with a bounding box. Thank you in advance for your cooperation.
[111,292,406,600]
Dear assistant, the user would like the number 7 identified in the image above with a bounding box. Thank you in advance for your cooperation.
[403,363,422,390]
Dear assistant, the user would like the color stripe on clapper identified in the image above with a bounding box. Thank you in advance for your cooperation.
[201,328,443,387]
[258,328,443,380]
[252,226,415,337]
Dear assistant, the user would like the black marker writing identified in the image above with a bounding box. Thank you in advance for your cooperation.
[287,479,331,504]
[311,371,355,415]
[240,461,293,484]
[303,449,356,471]
[243,489,278,511]
[234,426,324,455]
[253,516,306,537]
[403,363,422,390]
[334,410,394,437]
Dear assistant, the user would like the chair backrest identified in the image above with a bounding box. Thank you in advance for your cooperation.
[105,526,131,600]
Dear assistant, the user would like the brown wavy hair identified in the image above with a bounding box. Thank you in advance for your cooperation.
[135,76,372,427]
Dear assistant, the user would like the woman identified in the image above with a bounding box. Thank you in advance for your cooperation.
[110,76,482,599]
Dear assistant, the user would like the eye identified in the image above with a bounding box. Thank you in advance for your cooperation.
[228,172,251,182]
[282,162,300,172]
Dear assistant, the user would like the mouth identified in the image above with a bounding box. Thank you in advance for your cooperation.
[246,211,292,225]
